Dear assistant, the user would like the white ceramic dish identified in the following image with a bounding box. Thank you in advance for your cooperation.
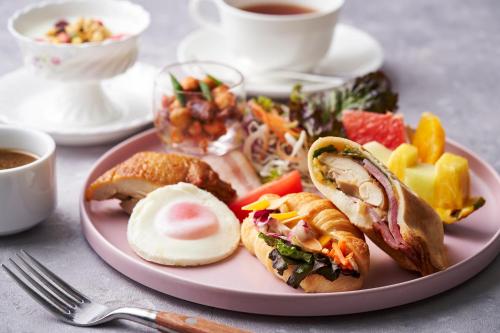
[189,0,344,72]
[0,125,56,235]
[177,24,384,98]
[0,62,157,146]
[8,0,150,131]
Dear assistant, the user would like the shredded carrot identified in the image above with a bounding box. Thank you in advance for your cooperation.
[338,239,349,256]
[329,243,348,267]
[248,100,297,141]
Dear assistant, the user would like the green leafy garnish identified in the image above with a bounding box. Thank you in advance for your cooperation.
[335,71,398,113]
[169,73,186,106]
[312,145,337,158]
[259,232,278,247]
[206,74,222,86]
[287,262,313,288]
[340,147,365,160]
[199,81,212,101]
[288,71,398,140]
[276,241,313,263]
[269,249,288,275]
[258,233,354,289]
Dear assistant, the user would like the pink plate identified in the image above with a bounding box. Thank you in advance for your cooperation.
[80,129,500,316]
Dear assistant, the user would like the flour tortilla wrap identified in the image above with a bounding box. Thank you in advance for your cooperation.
[308,137,447,275]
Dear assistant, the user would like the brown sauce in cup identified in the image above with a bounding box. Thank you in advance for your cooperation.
[0,149,37,170]
[240,3,315,15]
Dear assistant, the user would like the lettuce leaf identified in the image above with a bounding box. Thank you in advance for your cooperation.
[258,232,353,289]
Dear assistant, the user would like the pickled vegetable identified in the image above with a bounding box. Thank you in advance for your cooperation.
[412,112,445,164]
[387,143,418,180]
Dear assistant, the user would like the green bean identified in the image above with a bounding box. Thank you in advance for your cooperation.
[169,73,186,106]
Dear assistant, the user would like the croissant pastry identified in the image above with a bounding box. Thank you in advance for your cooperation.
[241,192,369,292]
[308,137,448,275]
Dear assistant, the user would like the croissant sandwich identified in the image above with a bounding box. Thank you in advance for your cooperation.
[241,192,369,292]
[308,137,448,276]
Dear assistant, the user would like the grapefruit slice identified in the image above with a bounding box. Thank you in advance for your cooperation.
[342,110,407,149]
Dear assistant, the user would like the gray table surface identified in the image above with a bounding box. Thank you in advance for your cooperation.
[1,0,499,332]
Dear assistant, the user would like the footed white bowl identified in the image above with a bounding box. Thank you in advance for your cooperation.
[7,0,150,128]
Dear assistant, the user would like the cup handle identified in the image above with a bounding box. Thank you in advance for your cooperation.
[189,0,223,32]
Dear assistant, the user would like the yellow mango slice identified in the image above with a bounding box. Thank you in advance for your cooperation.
[387,143,419,180]
[412,112,446,164]
[269,211,298,221]
[434,153,470,209]
[242,199,270,211]
[363,141,392,165]
[404,163,436,206]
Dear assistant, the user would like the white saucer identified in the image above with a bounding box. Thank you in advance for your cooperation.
[0,62,158,146]
[177,24,384,98]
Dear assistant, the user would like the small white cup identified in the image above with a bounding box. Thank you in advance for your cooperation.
[189,0,344,72]
[0,126,56,235]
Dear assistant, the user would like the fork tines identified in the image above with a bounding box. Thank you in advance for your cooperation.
[2,250,88,320]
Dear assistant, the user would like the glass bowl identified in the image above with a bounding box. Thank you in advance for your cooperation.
[153,61,245,156]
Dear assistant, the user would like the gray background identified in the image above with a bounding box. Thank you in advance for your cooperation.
[1,0,499,332]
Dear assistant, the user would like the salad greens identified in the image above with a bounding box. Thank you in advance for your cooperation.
[289,71,398,139]
[243,71,398,186]
[258,232,353,289]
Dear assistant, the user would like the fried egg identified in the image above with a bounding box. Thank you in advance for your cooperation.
[127,182,240,266]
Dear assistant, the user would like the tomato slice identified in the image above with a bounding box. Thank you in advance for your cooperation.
[229,171,303,222]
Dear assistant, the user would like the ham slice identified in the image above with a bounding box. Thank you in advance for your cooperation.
[363,159,420,264]
[363,159,407,249]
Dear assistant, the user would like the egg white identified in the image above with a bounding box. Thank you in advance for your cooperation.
[127,182,240,266]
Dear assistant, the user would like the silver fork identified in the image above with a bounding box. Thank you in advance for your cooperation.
[2,250,249,333]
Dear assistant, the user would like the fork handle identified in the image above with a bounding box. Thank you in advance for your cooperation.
[155,312,250,333]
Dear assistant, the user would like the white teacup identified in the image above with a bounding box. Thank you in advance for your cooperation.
[189,0,344,72]
[0,126,56,235]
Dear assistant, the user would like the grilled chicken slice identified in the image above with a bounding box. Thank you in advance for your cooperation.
[85,151,236,213]
[318,155,385,208]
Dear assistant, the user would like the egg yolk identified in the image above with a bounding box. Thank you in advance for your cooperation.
[156,202,219,240]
